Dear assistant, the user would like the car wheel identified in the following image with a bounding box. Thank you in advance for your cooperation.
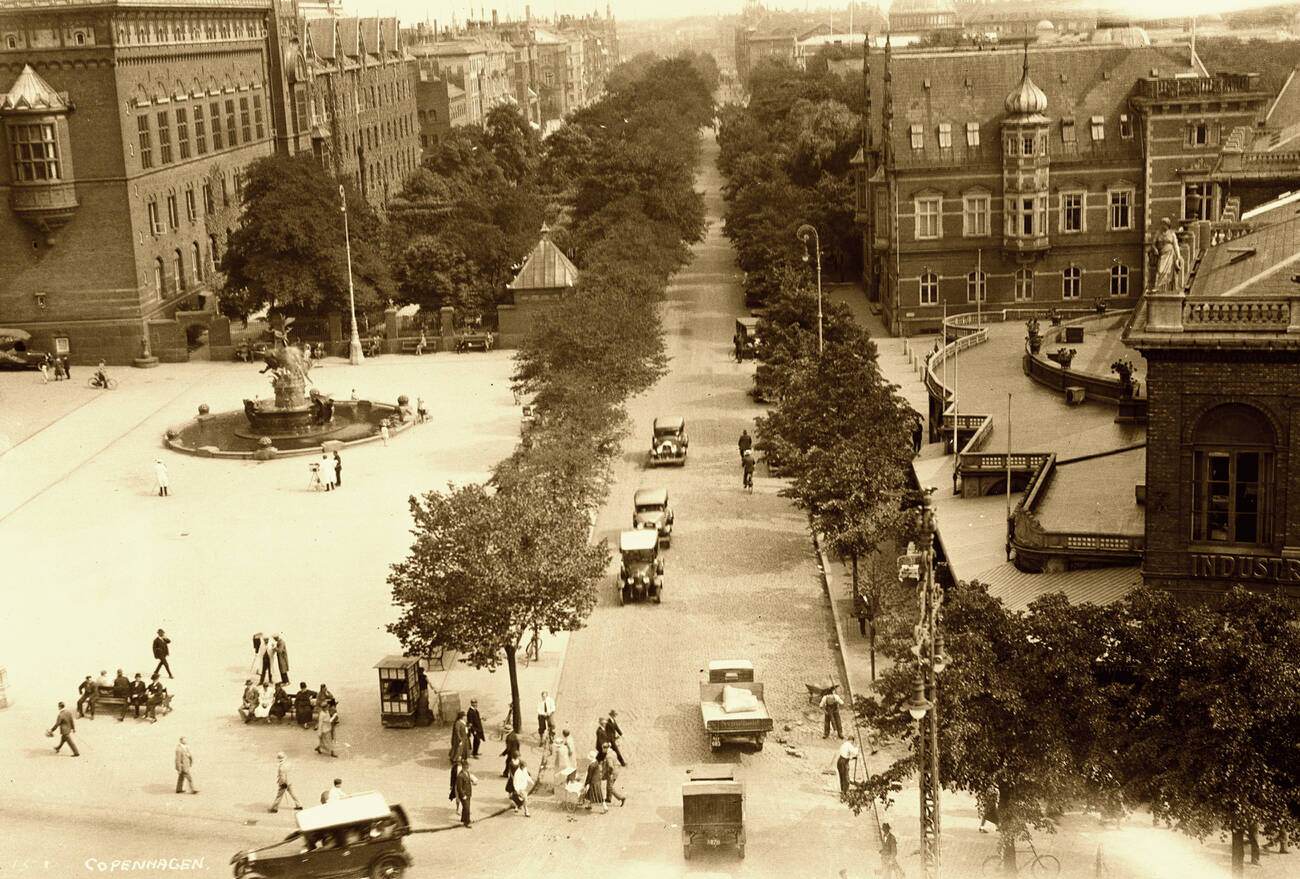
[370,857,406,879]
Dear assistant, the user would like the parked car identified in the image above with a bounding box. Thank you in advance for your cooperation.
[734,317,760,360]
[617,529,663,605]
[648,416,688,467]
[230,792,412,879]
[632,487,674,547]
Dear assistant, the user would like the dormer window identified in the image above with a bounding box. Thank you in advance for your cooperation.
[1090,115,1104,141]
[5,35,17,50]
[73,31,86,46]
[1061,118,1076,144]
[910,124,923,150]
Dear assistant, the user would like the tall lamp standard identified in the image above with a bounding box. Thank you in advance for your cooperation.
[901,495,948,879]
[339,184,363,365]
[795,223,824,355]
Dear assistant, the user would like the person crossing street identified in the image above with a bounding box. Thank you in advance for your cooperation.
[269,752,303,812]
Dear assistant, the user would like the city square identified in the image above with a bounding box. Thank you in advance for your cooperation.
[4,1,1300,879]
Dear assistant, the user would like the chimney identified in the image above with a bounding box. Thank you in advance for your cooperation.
[492,8,498,27]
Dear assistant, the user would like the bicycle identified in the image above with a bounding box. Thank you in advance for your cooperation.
[980,833,1060,877]
[88,375,118,390]
[519,627,541,666]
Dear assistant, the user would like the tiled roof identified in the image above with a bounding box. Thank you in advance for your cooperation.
[307,18,336,61]
[851,43,1200,165]
[1188,212,1300,298]
[973,563,1142,612]
[1264,66,1300,131]
[508,234,579,291]
[1,64,67,113]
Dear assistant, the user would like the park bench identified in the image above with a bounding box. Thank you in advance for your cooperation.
[455,332,493,353]
[399,338,430,355]
[91,686,173,718]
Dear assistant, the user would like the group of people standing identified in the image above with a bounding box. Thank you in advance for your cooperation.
[37,352,73,383]
[308,450,343,492]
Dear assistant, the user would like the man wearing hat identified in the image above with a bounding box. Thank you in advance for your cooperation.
[605,709,628,766]
[466,699,485,758]
[269,752,303,812]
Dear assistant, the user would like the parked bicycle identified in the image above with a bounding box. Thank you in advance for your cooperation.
[980,833,1060,877]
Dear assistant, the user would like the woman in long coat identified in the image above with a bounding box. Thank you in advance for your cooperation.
[294,684,316,728]
[316,702,338,757]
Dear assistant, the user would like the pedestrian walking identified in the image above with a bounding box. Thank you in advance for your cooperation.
[332,451,342,488]
[273,635,289,685]
[581,752,607,813]
[416,398,428,424]
[536,690,556,744]
[510,759,532,816]
[466,699,485,757]
[315,702,338,757]
[737,429,752,461]
[152,629,173,679]
[501,728,521,780]
[154,459,170,497]
[820,688,845,739]
[596,717,613,758]
[76,675,96,718]
[380,420,390,446]
[323,778,346,803]
[175,737,198,793]
[61,356,71,381]
[53,356,66,381]
[880,823,900,874]
[48,701,80,756]
[454,759,475,827]
[741,451,755,492]
[605,710,628,766]
[554,729,577,783]
[836,735,859,797]
[268,752,303,812]
[602,757,627,806]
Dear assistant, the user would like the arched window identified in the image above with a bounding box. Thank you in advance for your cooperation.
[1014,268,1033,302]
[173,248,184,292]
[5,35,17,50]
[153,257,165,298]
[919,272,938,305]
[73,31,86,46]
[1062,266,1081,300]
[192,241,203,281]
[1192,404,1275,545]
[966,270,986,304]
[1109,263,1129,296]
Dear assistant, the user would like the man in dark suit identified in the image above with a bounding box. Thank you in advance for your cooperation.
[145,674,167,723]
[49,702,79,756]
[126,673,147,720]
[76,675,96,719]
[112,669,130,722]
[466,699,485,758]
[500,729,520,780]
[605,709,628,766]
[595,718,613,759]
[152,629,173,679]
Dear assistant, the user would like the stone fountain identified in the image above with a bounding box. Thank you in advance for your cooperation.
[236,325,339,442]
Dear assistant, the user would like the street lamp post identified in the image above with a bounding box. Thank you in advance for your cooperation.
[795,223,824,355]
[339,184,363,365]
[901,495,947,879]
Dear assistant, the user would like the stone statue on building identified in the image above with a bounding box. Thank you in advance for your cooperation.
[1151,217,1186,294]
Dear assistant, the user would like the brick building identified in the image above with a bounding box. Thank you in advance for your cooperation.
[1125,212,1300,604]
[412,71,466,144]
[266,2,420,209]
[850,38,1290,335]
[0,0,275,364]
[407,35,513,129]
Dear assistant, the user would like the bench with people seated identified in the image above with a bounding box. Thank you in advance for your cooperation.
[91,685,173,720]
[238,683,340,727]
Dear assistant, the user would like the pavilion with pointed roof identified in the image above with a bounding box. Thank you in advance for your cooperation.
[507,225,579,298]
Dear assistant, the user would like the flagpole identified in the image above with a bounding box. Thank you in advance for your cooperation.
[1006,393,1012,518]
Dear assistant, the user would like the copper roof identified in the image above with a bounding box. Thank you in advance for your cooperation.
[507,234,579,291]
[1,65,67,114]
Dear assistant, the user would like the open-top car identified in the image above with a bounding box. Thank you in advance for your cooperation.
[230,792,412,879]
[648,416,688,467]
[617,528,663,605]
[632,487,674,547]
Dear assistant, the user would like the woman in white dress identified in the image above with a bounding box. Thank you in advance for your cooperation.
[254,682,273,721]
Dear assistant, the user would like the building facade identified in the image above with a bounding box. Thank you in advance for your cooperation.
[852,39,1283,335]
[1125,215,1300,604]
[412,70,466,144]
[267,3,420,209]
[406,36,513,129]
[0,0,275,364]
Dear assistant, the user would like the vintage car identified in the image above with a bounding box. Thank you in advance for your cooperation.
[734,317,760,360]
[648,416,688,467]
[230,792,412,879]
[682,765,745,859]
[617,529,663,605]
[699,659,773,751]
[632,487,674,547]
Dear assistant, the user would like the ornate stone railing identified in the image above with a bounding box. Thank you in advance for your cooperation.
[1182,298,1292,330]
[1133,73,1261,100]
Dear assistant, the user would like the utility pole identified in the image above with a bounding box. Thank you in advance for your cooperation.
[796,223,824,355]
[339,184,364,365]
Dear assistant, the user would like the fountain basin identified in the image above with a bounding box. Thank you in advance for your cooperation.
[165,400,410,459]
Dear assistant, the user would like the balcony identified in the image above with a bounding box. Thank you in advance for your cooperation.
[10,180,79,240]
[1132,72,1264,101]
[1003,233,1049,256]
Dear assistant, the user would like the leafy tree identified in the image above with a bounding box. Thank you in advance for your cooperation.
[852,585,1120,874]
[393,235,477,313]
[484,103,540,187]
[1101,588,1300,875]
[387,481,608,734]
[219,154,393,319]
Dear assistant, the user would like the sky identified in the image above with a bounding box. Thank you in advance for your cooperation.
[339,0,1298,26]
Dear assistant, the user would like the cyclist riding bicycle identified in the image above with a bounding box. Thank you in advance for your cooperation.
[93,361,110,388]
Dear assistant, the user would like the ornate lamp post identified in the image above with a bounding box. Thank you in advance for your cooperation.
[899,495,948,879]
[795,223,824,355]
[339,184,363,365]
